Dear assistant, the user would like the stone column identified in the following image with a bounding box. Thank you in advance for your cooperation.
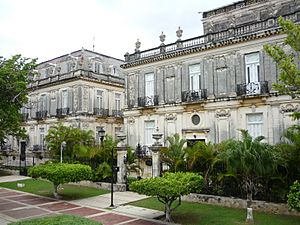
[117,146,127,184]
[116,133,127,184]
[150,131,163,177]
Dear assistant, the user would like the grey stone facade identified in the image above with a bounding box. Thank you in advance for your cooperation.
[122,0,300,150]
[4,48,125,153]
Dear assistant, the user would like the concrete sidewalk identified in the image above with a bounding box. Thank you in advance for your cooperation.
[0,175,169,225]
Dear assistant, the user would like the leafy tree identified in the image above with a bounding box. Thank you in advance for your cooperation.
[161,133,187,172]
[130,172,203,222]
[28,163,92,198]
[0,55,37,144]
[287,180,300,211]
[264,17,300,119]
[220,130,279,223]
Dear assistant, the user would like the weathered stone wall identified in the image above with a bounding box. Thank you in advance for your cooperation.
[71,180,126,192]
[182,193,300,216]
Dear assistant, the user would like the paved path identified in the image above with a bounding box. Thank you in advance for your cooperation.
[0,176,169,225]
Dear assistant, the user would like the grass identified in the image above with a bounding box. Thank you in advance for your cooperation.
[0,179,109,200]
[129,197,300,225]
[8,214,102,225]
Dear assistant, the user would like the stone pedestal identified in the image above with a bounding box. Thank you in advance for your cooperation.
[151,146,161,177]
[117,146,127,184]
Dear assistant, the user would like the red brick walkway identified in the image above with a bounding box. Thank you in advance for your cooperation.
[0,188,166,225]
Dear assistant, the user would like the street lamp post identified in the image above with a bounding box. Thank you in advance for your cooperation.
[60,141,66,163]
[98,128,115,207]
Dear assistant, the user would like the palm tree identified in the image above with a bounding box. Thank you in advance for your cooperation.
[220,130,279,223]
[125,147,142,177]
[185,141,219,186]
[277,125,300,183]
[161,133,186,172]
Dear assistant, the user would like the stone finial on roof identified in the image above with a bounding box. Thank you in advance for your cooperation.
[135,39,141,52]
[176,26,183,41]
[159,32,166,45]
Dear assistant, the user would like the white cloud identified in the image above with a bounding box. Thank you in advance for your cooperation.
[0,0,234,62]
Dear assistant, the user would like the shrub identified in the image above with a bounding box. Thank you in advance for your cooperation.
[287,180,300,211]
[28,163,92,198]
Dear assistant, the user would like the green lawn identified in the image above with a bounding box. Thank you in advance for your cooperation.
[129,197,300,225]
[0,179,109,200]
[8,215,102,225]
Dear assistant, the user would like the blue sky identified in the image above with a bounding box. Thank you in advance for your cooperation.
[0,0,234,62]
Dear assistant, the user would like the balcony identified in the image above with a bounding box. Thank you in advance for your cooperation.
[35,111,48,120]
[32,145,46,152]
[21,113,29,121]
[112,110,123,117]
[1,145,11,151]
[94,108,109,117]
[182,89,207,102]
[138,95,159,107]
[56,108,70,118]
[237,81,269,96]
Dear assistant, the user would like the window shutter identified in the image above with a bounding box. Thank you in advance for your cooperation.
[68,88,73,112]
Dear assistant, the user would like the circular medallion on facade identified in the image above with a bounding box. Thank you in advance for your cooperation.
[191,114,200,125]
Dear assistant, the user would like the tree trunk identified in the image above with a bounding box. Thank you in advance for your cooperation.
[53,183,61,199]
[246,180,254,223]
[165,203,172,222]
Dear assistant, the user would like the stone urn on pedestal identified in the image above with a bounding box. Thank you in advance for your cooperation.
[116,133,127,185]
[150,129,163,177]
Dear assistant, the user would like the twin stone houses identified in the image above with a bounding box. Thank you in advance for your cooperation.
[2,0,300,170]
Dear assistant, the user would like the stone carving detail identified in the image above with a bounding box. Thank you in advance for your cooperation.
[128,74,136,107]
[176,26,183,40]
[280,104,299,113]
[159,32,166,44]
[128,117,135,124]
[215,109,230,118]
[135,39,141,52]
[165,113,177,121]
[216,56,227,70]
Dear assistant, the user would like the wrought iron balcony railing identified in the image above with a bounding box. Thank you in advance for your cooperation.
[35,111,48,120]
[56,108,70,117]
[32,145,46,152]
[112,110,123,117]
[138,95,159,107]
[21,113,29,121]
[182,89,207,102]
[1,145,11,151]
[93,108,109,117]
[237,81,269,96]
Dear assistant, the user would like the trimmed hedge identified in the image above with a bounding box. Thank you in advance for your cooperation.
[28,163,92,186]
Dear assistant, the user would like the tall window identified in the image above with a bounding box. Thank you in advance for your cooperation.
[245,53,260,83]
[39,128,45,150]
[145,73,154,105]
[95,90,103,109]
[62,90,68,108]
[189,64,201,91]
[247,113,263,139]
[39,94,47,111]
[144,121,155,146]
[115,93,121,111]
[94,62,103,73]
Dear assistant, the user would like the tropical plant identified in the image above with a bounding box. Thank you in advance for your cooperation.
[125,147,142,177]
[264,17,300,119]
[287,180,300,211]
[219,130,280,223]
[161,133,187,172]
[45,124,94,161]
[0,55,37,144]
[130,172,203,222]
[28,163,92,198]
